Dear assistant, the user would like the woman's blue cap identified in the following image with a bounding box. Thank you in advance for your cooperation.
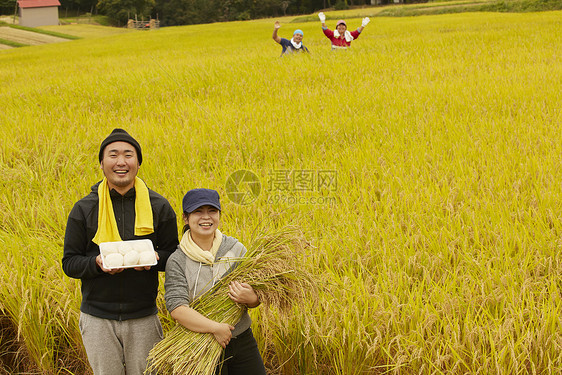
[182,188,221,214]
[293,29,303,36]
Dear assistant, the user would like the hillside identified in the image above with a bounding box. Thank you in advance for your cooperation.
[1,9,562,374]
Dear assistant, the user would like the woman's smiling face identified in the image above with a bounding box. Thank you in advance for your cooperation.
[185,205,220,238]
[336,24,347,34]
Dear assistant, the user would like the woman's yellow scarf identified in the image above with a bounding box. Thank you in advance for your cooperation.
[179,229,223,265]
[92,177,154,244]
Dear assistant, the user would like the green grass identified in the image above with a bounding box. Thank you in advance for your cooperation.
[40,23,133,38]
[292,0,491,21]
[1,8,562,374]
[291,7,386,22]
[377,0,562,16]
[291,0,562,19]
[0,38,26,47]
[1,23,80,39]
[480,0,562,12]
[59,14,113,26]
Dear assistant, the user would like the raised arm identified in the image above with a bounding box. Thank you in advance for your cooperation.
[358,17,370,33]
[272,21,282,43]
[318,12,326,28]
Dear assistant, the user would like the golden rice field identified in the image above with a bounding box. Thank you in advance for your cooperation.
[1,7,562,374]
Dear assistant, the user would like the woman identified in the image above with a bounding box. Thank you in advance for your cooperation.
[164,188,266,374]
[318,12,370,49]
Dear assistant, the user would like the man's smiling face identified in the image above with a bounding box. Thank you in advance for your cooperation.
[100,141,139,194]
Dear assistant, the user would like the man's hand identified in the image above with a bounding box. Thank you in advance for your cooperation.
[362,17,370,27]
[96,254,123,275]
[272,21,282,43]
[318,12,326,23]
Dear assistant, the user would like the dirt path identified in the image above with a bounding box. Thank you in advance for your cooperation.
[0,15,17,24]
[0,26,68,45]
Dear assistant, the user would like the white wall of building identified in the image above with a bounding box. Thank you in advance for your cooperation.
[19,7,59,27]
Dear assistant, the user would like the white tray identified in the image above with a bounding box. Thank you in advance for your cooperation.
[99,239,157,269]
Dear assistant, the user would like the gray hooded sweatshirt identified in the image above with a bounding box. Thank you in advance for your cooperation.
[164,234,251,337]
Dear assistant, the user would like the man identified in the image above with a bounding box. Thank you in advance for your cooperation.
[318,12,370,49]
[272,21,309,56]
[62,128,179,375]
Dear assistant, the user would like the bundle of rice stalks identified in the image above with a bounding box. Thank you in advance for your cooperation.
[145,227,313,375]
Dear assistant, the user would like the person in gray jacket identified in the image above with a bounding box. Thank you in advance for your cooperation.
[164,188,266,374]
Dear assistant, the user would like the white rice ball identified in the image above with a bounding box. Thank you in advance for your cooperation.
[105,253,124,268]
[118,242,135,255]
[139,251,155,265]
[123,250,140,266]
[135,241,153,253]
[102,245,118,255]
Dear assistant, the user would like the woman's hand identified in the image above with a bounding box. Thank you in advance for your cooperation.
[211,322,234,348]
[171,306,234,348]
[228,281,260,308]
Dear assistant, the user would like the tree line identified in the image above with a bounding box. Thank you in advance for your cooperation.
[1,0,399,26]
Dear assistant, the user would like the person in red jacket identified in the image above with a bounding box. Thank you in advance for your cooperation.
[318,12,370,49]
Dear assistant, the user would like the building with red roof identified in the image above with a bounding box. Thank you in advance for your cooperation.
[17,0,61,27]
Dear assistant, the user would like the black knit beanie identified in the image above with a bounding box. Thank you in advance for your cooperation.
[98,128,143,165]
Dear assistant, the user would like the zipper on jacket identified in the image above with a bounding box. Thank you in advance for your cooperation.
[120,195,126,238]
[119,194,125,319]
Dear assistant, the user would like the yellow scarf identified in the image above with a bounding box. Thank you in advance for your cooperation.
[92,177,154,245]
[179,229,223,265]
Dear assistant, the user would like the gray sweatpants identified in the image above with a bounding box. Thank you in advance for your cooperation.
[79,312,163,375]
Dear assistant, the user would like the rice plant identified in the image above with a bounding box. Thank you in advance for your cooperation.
[1,7,561,374]
[146,227,314,374]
